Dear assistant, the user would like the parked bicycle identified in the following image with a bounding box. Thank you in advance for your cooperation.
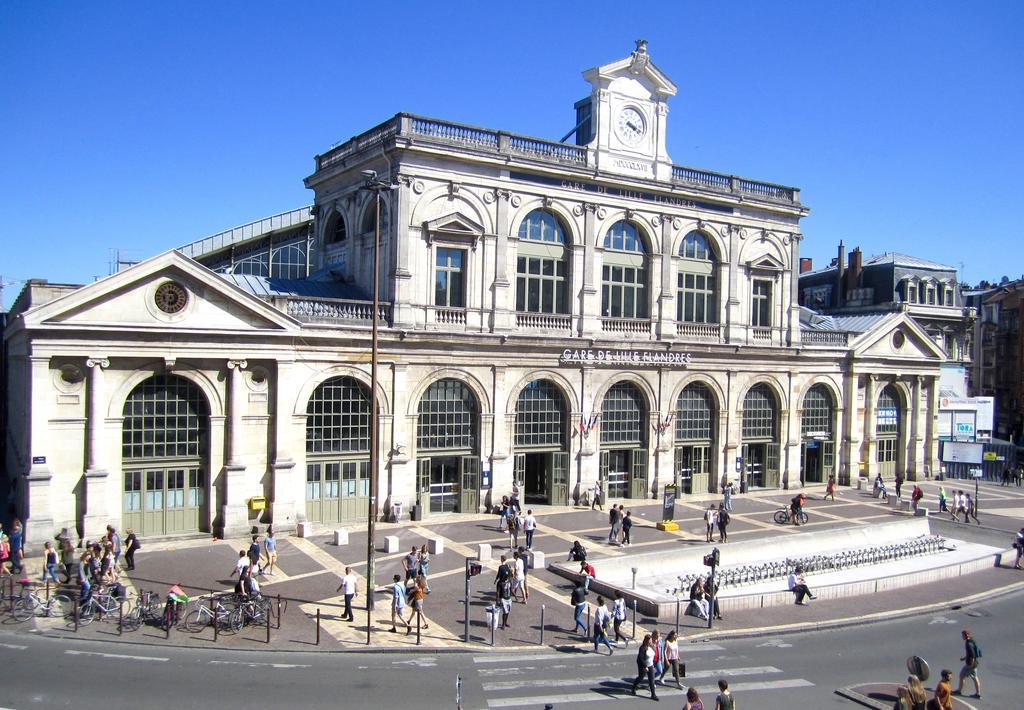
[79,586,127,625]
[773,507,809,525]
[229,594,273,631]
[121,588,162,631]
[183,593,236,634]
[10,580,74,622]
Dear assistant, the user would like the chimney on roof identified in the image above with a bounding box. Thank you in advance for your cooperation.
[800,257,813,274]
[849,247,863,290]
[836,241,845,308]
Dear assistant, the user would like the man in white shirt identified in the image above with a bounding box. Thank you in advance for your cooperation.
[523,510,537,549]
[336,566,358,622]
[230,550,249,578]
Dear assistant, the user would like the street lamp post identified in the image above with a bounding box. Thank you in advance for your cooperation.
[361,169,390,646]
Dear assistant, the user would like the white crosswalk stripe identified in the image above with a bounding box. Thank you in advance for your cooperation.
[473,647,814,708]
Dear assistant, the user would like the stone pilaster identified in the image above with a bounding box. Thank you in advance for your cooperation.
[82,357,111,541]
[26,356,55,546]
[269,359,299,531]
[221,359,249,537]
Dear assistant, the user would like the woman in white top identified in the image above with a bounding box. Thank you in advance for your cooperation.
[704,504,718,542]
[659,629,683,687]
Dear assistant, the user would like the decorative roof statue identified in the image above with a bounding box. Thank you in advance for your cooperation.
[629,39,650,75]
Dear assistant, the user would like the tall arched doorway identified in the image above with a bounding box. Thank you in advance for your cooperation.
[513,379,569,505]
[599,381,648,499]
[416,379,480,514]
[801,385,836,484]
[674,383,716,494]
[305,376,371,525]
[741,383,780,489]
[122,375,209,536]
[876,385,902,477]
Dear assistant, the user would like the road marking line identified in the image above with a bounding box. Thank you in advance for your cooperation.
[0,643,28,649]
[485,678,812,706]
[473,643,727,664]
[209,660,311,668]
[65,650,167,662]
[482,666,781,691]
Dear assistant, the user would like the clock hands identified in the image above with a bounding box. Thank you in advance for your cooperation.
[625,119,640,133]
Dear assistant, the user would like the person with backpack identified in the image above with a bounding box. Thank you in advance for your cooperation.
[247,535,263,576]
[592,595,613,654]
[608,505,621,544]
[568,540,587,562]
[910,485,924,514]
[612,590,629,646]
[717,507,730,543]
[507,509,521,549]
[621,510,634,546]
[955,629,982,699]
[494,555,513,604]
[389,574,411,634]
[570,580,588,635]
[123,529,140,571]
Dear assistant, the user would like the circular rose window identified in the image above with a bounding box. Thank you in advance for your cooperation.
[154,282,188,314]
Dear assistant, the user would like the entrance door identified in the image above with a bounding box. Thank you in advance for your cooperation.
[460,456,480,513]
[522,453,546,504]
[877,438,897,477]
[124,467,205,536]
[429,456,459,513]
[340,461,370,520]
[549,451,569,506]
[630,448,648,499]
[604,450,629,498]
[674,446,710,495]
[746,444,766,488]
[802,442,822,484]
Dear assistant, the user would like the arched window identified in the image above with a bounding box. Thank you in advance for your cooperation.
[742,384,778,440]
[801,385,834,437]
[306,376,371,454]
[602,221,648,319]
[877,386,901,436]
[677,231,718,323]
[122,375,209,536]
[360,200,389,236]
[516,209,569,314]
[417,379,479,451]
[876,384,901,476]
[326,213,347,244]
[674,382,716,494]
[600,381,646,446]
[514,379,567,449]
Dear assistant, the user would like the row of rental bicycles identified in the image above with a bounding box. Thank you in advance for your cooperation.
[0,577,280,634]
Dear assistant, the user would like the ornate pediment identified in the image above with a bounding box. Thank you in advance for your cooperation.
[745,253,786,273]
[423,212,485,248]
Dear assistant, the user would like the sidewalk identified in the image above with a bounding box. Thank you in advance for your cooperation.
[5,482,1023,652]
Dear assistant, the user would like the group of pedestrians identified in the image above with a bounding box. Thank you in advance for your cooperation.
[702,504,730,542]
[498,492,539,551]
[607,504,634,546]
[0,518,25,575]
[999,464,1023,486]
[948,489,980,524]
[631,630,736,707]
[73,524,138,605]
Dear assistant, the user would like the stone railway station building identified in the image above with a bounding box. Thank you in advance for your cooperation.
[3,44,950,545]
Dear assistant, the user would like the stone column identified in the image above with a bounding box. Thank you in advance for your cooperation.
[656,215,675,340]
[221,359,249,537]
[783,370,800,489]
[391,175,415,328]
[269,359,299,532]
[724,225,743,344]
[908,376,924,480]
[840,370,860,485]
[492,189,515,332]
[863,375,878,479]
[26,356,55,546]
[580,203,601,336]
[82,357,111,541]
[926,376,941,476]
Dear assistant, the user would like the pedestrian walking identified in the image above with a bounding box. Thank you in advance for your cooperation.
[955,628,982,699]
[523,509,537,549]
[906,674,927,710]
[950,490,964,522]
[497,573,512,629]
[717,507,730,543]
[937,486,948,513]
[229,549,249,578]
[263,530,278,576]
[412,575,429,630]
[107,525,123,569]
[965,493,980,525]
[123,529,139,571]
[508,509,523,549]
[513,550,527,603]
[910,484,923,514]
[722,482,733,512]
[684,687,704,710]
[247,535,263,575]
[41,541,60,583]
[389,574,411,634]
[591,480,604,511]
[494,555,512,603]
[934,669,953,710]
[608,505,621,544]
[894,473,904,500]
[714,678,735,710]
[570,580,588,635]
[650,629,664,683]
[704,504,718,542]
[336,566,357,621]
[1001,465,1011,486]
[658,630,683,687]
[516,545,530,601]
[1013,527,1024,569]
[417,544,431,592]
[7,520,24,574]
[592,595,613,654]
[402,546,418,581]
[621,510,633,546]
[825,474,837,502]
[612,590,628,645]
[630,634,658,700]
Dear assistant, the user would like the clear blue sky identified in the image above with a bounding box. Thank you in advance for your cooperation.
[3,1,1022,307]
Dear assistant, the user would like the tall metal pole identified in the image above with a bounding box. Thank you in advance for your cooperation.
[365,176,383,646]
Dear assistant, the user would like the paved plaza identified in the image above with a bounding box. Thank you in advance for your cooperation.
[8,478,1024,652]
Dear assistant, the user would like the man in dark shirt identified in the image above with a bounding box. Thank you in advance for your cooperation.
[955,629,982,699]
[570,581,588,635]
[494,555,512,603]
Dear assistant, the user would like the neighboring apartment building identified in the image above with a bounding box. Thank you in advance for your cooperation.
[974,280,1024,443]
[4,43,947,546]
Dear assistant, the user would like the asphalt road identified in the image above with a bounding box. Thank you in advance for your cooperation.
[0,587,1018,709]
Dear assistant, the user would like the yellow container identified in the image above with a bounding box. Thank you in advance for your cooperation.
[248,496,267,511]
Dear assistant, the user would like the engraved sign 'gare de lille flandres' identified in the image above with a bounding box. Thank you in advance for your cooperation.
[559,348,693,367]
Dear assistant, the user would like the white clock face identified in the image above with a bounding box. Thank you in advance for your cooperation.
[615,106,647,147]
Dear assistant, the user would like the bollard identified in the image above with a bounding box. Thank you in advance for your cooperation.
[74,599,80,632]
[276,594,282,630]
[586,604,591,636]
[214,604,219,642]
[266,605,271,644]
[540,604,545,646]
[316,608,321,646]
[416,610,421,646]
[490,608,496,647]
[46,579,50,603]
[119,600,124,636]
[209,595,216,637]
[675,598,681,635]
[631,599,637,640]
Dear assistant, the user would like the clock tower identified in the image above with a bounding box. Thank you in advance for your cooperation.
[576,40,677,181]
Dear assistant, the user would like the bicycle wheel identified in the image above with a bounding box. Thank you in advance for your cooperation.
[122,605,142,631]
[13,596,39,622]
[47,593,74,619]
[184,608,209,633]
[773,509,788,524]
[78,601,97,626]
[228,606,244,632]
[798,511,809,525]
